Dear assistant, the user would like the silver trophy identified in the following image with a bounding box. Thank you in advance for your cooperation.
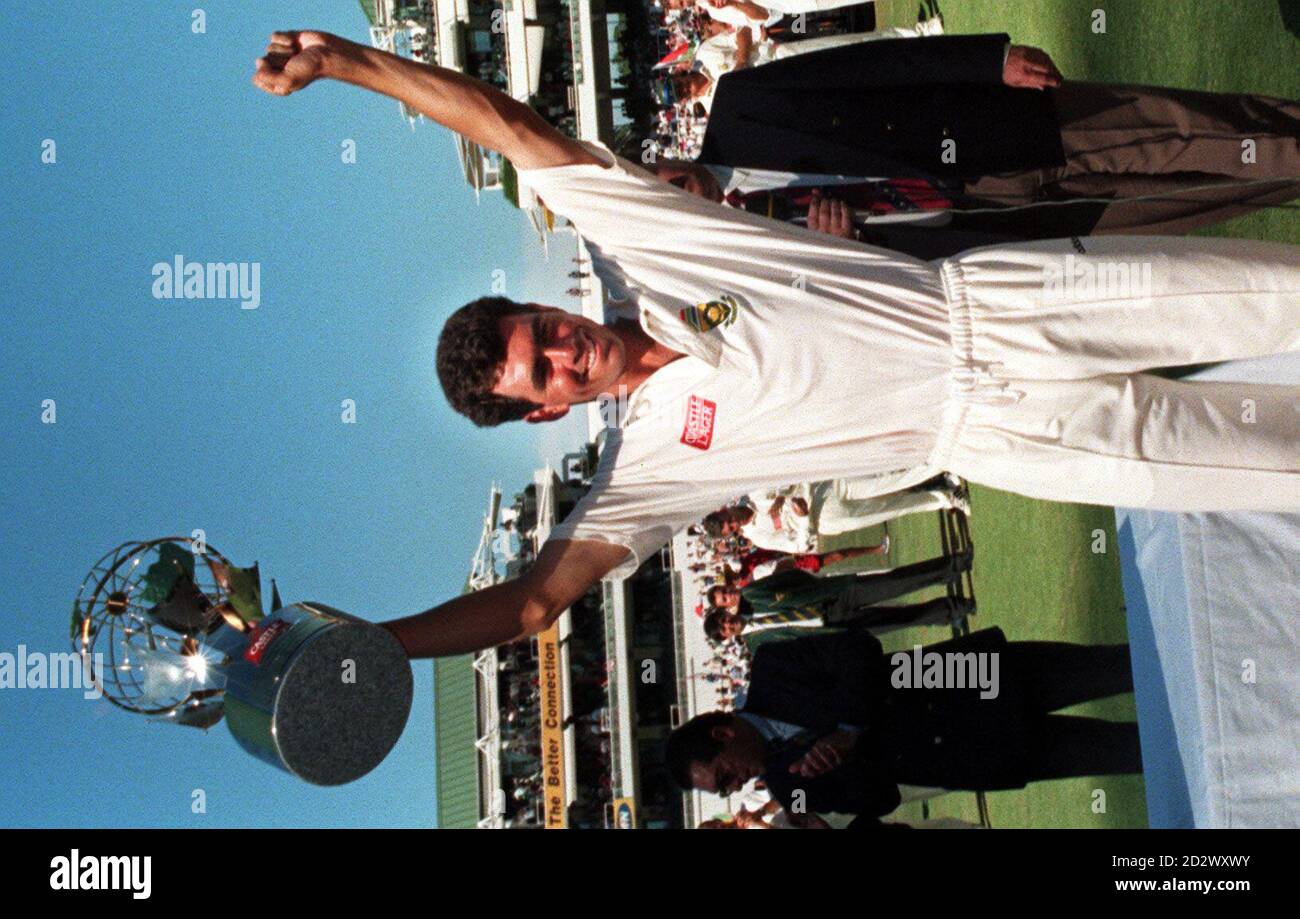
[71,537,413,785]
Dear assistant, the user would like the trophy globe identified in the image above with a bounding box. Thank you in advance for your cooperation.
[72,536,413,785]
[71,537,242,726]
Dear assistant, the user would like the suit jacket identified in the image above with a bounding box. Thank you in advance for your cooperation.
[700,34,1065,180]
[742,628,1030,818]
[761,732,902,825]
[743,628,892,735]
[743,623,836,654]
[744,631,900,819]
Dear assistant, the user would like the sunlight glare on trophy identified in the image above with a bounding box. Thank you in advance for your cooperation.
[72,536,413,784]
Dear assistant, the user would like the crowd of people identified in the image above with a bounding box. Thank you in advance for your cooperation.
[494,596,616,828]
[682,473,972,710]
[496,646,548,826]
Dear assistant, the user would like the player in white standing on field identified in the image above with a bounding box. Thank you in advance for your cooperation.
[251,30,1300,660]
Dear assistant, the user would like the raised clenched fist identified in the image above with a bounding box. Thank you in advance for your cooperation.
[253,31,337,97]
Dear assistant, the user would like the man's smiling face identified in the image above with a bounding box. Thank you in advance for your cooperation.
[491,306,627,421]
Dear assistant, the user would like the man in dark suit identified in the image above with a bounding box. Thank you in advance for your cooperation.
[666,629,1141,826]
[687,34,1299,257]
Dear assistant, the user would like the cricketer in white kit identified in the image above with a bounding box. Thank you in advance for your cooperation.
[251,29,1298,657]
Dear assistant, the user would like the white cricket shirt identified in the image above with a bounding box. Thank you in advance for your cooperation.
[521,143,951,576]
[739,490,817,554]
[702,3,779,38]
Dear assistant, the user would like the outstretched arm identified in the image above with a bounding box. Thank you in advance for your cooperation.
[252,30,601,171]
[732,26,755,70]
[381,537,630,658]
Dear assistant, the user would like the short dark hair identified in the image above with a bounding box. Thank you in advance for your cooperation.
[666,711,733,791]
[436,296,541,427]
[701,511,728,539]
[703,608,727,642]
[671,72,709,103]
[705,585,728,607]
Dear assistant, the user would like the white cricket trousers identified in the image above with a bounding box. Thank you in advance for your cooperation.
[929,236,1299,511]
[811,479,954,537]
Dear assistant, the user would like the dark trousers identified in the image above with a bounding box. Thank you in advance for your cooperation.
[964,81,1300,236]
[831,596,958,633]
[821,555,964,623]
[1004,641,1143,781]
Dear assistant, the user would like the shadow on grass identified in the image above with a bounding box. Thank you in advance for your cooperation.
[1280,0,1300,37]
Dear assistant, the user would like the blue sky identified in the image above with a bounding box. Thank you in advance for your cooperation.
[0,1,585,827]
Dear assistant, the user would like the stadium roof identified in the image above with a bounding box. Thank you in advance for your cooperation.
[433,654,480,828]
[357,1,379,26]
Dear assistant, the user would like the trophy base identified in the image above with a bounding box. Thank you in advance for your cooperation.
[223,602,413,786]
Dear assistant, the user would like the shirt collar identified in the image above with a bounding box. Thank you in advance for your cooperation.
[703,164,736,195]
[737,710,806,744]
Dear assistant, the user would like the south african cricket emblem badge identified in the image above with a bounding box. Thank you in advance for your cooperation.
[680,294,740,333]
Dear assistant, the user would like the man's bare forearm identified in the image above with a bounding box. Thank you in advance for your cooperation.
[285,32,595,169]
[380,536,629,658]
[733,27,754,69]
[381,578,549,658]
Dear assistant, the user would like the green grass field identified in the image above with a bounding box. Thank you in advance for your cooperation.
[816,0,1298,827]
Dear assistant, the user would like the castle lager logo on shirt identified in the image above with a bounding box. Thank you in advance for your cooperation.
[680,294,740,333]
[681,395,717,450]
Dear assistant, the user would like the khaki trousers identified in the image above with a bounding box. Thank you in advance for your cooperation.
[964,82,1300,236]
